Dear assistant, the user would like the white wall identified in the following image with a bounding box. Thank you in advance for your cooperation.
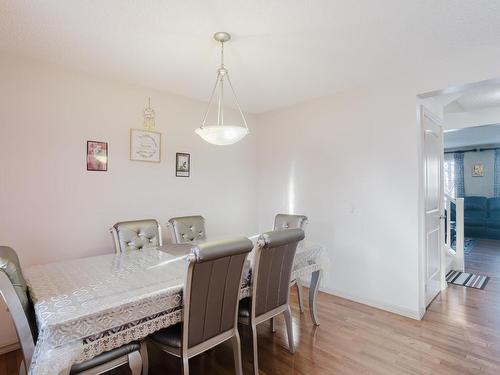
[255,85,423,318]
[463,150,495,197]
[255,47,500,318]
[444,124,500,149]
[444,106,500,129]
[0,54,258,346]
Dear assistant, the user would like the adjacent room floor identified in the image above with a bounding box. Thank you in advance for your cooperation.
[2,240,500,375]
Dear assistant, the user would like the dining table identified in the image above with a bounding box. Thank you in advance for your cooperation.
[24,237,325,375]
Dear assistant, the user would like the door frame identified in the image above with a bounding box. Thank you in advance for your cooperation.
[417,104,445,318]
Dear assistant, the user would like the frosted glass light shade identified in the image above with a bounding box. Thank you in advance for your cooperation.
[195,125,249,145]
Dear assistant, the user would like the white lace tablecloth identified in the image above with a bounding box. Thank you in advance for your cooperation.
[24,240,325,375]
[25,246,190,375]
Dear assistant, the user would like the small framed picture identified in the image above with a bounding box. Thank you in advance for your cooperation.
[87,141,108,171]
[176,153,190,177]
[130,129,161,162]
[472,164,484,177]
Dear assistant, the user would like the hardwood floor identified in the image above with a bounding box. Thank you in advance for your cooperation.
[2,239,500,375]
[0,351,22,375]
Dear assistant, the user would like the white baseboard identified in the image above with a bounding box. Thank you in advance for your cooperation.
[301,279,422,320]
[0,341,19,355]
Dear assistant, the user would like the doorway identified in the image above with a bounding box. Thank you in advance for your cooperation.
[419,79,500,303]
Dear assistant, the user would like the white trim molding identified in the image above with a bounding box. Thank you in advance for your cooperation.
[300,281,422,321]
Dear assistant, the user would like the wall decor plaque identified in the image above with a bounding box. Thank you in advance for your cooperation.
[130,129,161,162]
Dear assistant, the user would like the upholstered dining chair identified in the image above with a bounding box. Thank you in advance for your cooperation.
[274,214,308,314]
[167,215,206,244]
[0,246,147,375]
[111,219,162,253]
[238,228,305,375]
[149,236,253,375]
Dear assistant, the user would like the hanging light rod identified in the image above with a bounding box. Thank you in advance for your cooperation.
[195,32,249,146]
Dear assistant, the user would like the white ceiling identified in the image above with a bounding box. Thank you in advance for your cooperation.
[2,1,500,113]
[444,84,500,113]
[444,124,500,150]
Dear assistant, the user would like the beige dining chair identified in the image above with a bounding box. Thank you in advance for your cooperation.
[274,214,308,314]
[238,228,305,375]
[167,215,206,244]
[111,219,162,253]
[0,246,147,375]
[149,236,253,375]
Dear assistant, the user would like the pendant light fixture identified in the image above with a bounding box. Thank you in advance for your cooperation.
[195,32,249,145]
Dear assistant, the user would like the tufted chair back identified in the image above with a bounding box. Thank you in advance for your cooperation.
[252,229,304,318]
[168,216,206,244]
[111,219,162,253]
[274,214,308,231]
[184,237,253,348]
[0,246,36,374]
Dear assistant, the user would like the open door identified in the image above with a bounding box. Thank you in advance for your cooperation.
[422,106,444,306]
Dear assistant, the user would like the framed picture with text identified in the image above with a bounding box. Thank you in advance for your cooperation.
[86,141,108,171]
[130,129,161,162]
[176,153,190,177]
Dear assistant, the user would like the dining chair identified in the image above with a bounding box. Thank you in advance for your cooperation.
[111,219,162,253]
[274,214,308,315]
[238,228,305,375]
[149,236,253,375]
[167,215,206,244]
[0,246,147,375]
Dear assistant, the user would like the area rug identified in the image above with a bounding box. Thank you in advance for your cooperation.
[446,270,490,289]
[451,238,477,255]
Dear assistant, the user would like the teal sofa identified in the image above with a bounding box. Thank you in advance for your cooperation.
[452,196,500,239]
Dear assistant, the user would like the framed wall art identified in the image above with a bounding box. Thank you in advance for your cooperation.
[130,129,161,162]
[472,164,484,177]
[87,141,108,171]
[176,153,190,177]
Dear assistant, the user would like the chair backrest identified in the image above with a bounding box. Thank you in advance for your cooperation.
[183,237,253,350]
[0,246,36,373]
[251,229,305,318]
[168,215,206,244]
[274,214,308,231]
[111,219,162,253]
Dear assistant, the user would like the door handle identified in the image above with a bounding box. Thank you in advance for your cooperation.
[439,215,446,220]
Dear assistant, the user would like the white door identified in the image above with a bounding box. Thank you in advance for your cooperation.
[422,107,444,306]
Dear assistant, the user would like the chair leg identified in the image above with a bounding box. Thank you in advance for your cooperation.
[19,361,27,375]
[182,355,189,375]
[128,351,143,375]
[296,279,305,313]
[309,270,322,325]
[283,306,295,354]
[231,330,243,375]
[271,317,276,333]
[251,324,259,375]
[139,340,149,375]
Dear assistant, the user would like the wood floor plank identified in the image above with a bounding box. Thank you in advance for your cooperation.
[1,238,499,374]
[0,354,6,375]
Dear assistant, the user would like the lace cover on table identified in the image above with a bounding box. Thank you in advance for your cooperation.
[25,249,187,375]
[24,241,325,375]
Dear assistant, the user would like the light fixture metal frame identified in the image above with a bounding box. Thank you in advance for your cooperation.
[199,32,249,137]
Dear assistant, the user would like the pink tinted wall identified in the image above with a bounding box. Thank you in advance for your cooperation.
[0,54,258,346]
